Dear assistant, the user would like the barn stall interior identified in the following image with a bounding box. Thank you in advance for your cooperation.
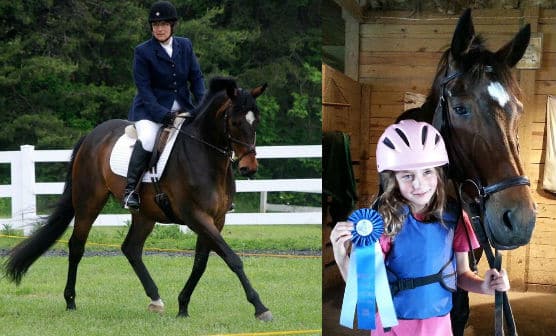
[322,1,556,335]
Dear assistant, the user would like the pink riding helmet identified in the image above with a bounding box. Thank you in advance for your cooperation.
[376,119,449,172]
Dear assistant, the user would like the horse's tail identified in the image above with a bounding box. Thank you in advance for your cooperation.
[4,136,85,284]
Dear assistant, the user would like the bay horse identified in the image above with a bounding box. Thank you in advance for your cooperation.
[396,9,535,335]
[3,77,273,321]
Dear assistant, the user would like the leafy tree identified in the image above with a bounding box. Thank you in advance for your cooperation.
[0,0,321,206]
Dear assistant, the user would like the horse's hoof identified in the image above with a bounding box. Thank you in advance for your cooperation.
[148,299,164,313]
[256,310,273,322]
[176,311,189,318]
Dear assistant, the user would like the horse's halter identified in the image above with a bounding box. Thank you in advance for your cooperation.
[435,69,530,213]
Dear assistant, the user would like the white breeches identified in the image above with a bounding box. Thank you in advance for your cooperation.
[134,119,161,152]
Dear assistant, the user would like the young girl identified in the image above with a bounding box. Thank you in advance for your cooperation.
[330,120,510,335]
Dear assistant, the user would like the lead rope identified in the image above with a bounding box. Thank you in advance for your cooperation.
[457,180,517,336]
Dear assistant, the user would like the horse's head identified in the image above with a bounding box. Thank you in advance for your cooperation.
[431,9,536,250]
[224,82,267,178]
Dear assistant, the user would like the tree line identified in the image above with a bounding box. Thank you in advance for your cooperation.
[0,0,321,206]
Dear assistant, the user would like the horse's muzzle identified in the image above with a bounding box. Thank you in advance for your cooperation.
[239,166,257,178]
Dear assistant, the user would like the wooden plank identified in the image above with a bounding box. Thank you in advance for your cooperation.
[360,77,431,92]
[534,203,556,219]
[360,64,437,80]
[344,9,360,80]
[528,270,556,285]
[369,91,407,105]
[361,36,515,53]
[534,95,548,124]
[361,23,521,37]
[363,9,521,25]
[537,32,556,53]
[359,84,372,161]
[360,51,443,67]
[535,80,556,95]
[361,37,450,53]
[370,104,405,118]
[336,0,363,22]
[529,244,556,260]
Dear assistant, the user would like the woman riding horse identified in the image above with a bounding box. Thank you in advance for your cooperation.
[125,0,205,210]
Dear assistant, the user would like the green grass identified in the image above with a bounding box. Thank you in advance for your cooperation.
[0,255,321,336]
[0,225,322,336]
[0,224,321,253]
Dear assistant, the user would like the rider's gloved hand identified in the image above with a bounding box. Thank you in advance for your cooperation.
[162,111,177,127]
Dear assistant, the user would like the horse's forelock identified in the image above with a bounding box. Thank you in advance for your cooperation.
[432,38,521,101]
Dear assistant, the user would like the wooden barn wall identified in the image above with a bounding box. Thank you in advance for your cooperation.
[358,8,556,291]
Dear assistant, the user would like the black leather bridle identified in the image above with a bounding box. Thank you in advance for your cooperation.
[436,69,528,336]
[172,97,258,165]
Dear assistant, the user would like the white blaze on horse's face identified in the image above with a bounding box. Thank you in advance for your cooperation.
[487,82,510,108]
[245,111,256,126]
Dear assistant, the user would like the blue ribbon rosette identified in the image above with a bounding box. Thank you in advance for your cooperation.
[340,208,398,330]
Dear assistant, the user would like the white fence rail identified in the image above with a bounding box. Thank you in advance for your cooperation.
[0,145,321,234]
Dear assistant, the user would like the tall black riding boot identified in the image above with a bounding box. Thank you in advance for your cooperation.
[123,140,151,211]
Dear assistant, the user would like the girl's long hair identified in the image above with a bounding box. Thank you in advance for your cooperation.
[377,167,447,237]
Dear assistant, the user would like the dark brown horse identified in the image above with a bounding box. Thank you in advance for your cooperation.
[397,9,536,335]
[398,9,536,250]
[4,77,273,321]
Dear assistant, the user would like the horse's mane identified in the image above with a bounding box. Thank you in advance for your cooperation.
[190,77,238,119]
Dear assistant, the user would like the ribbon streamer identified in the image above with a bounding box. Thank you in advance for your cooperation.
[340,208,398,330]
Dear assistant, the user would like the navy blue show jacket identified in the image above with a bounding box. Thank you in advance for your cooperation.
[129,36,205,122]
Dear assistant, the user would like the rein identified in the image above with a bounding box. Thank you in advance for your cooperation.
[437,70,524,336]
[170,99,257,164]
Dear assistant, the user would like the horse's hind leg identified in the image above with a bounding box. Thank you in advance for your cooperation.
[64,193,109,310]
[120,215,162,312]
[177,235,210,317]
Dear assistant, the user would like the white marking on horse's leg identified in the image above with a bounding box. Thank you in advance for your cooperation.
[148,298,165,313]
[487,82,510,107]
[245,111,255,125]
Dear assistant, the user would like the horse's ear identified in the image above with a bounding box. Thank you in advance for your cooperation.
[495,24,531,68]
[450,8,475,61]
[251,83,267,98]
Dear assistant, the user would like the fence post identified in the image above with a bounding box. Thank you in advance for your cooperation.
[12,145,37,235]
[259,191,267,213]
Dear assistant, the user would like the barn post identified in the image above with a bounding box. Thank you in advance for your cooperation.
[507,5,540,291]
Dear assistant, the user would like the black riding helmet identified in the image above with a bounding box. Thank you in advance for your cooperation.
[148,1,178,23]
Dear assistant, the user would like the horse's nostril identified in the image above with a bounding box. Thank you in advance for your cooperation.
[239,167,256,177]
[502,210,513,231]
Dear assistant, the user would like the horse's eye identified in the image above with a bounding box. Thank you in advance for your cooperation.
[453,105,469,116]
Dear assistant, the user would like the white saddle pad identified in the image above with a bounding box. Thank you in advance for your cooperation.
[109,120,183,183]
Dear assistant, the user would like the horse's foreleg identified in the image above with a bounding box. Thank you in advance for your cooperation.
[177,235,210,317]
[195,221,272,321]
[216,239,272,321]
[120,216,162,312]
